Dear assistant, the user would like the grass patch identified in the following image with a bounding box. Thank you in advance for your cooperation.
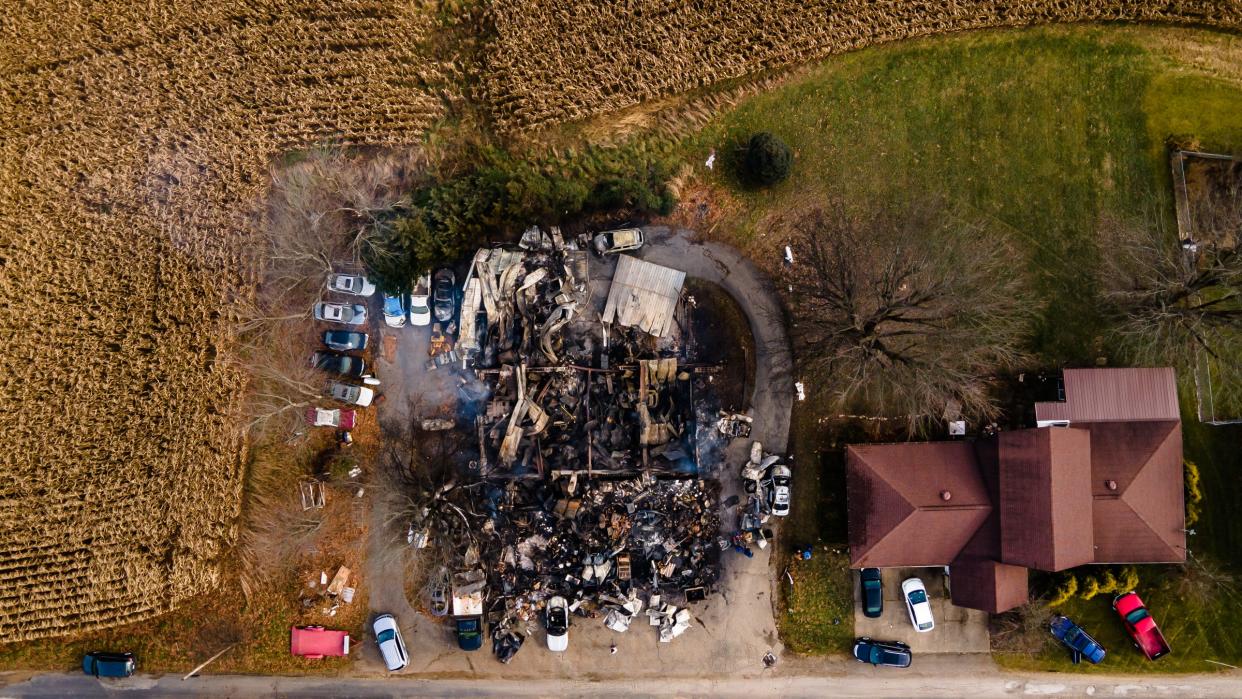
[694,26,1242,366]
[777,548,855,655]
[999,559,1242,674]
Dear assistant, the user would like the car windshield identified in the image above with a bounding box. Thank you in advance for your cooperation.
[908,589,927,604]
[864,579,881,590]
[1125,608,1149,625]
[869,646,884,664]
[543,613,563,635]
[377,629,395,643]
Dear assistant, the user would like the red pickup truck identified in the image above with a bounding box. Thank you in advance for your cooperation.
[1113,592,1170,660]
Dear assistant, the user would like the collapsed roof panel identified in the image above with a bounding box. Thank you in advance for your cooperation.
[602,255,686,338]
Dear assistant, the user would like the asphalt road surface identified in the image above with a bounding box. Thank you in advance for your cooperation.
[5,667,1241,698]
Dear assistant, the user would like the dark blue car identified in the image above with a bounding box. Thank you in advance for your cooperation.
[82,651,135,677]
[1050,615,1106,664]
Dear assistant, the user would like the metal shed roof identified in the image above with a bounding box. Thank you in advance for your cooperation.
[601,255,685,338]
[1035,368,1179,423]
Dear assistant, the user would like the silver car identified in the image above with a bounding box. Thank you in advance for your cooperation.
[328,381,374,407]
[314,302,367,326]
[327,274,376,297]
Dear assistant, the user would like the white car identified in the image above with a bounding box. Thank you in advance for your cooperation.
[545,596,569,652]
[372,613,409,671]
[408,275,431,326]
[328,381,374,407]
[901,578,935,633]
[327,274,376,297]
[314,302,367,326]
[382,293,406,328]
[592,228,645,255]
[768,464,791,517]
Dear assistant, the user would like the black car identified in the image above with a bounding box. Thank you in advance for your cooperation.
[311,350,365,378]
[861,567,883,618]
[852,638,912,668]
[323,330,367,352]
[433,268,456,323]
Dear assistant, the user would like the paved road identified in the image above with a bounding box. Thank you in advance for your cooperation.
[5,667,1240,698]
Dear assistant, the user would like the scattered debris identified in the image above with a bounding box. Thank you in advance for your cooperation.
[299,480,326,510]
[402,229,739,662]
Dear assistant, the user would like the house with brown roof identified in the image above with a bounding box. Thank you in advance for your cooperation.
[846,368,1186,614]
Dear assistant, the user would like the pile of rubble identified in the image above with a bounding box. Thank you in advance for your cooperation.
[407,228,738,661]
[409,461,724,658]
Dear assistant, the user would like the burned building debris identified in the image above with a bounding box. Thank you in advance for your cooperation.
[404,227,756,662]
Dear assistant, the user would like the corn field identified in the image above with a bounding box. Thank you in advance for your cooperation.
[481,0,1242,132]
[0,1,450,643]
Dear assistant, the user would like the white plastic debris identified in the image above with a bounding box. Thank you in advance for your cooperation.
[795,382,806,401]
[784,246,794,266]
[705,150,716,170]
[320,571,328,586]
[342,587,356,604]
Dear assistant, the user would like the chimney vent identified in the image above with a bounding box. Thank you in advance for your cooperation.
[1105,479,1118,491]
[940,490,952,501]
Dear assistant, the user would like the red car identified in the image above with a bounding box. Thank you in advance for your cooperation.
[290,626,350,658]
[1113,592,1170,660]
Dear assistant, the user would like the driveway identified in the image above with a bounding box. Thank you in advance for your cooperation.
[354,228,797,678]
[637,226,794,453]
[853,568,990,654]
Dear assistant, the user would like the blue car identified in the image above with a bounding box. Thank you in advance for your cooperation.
[1050,615,1106,664]
[82,651,135,677]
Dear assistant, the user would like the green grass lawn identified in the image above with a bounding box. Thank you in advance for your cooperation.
[695,25,1242,365]
[690,26,1242,660]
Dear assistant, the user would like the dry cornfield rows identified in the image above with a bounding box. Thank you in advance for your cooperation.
[481,0,1242,131]
[0,0,450,642]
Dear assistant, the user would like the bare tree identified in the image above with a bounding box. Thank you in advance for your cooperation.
[230,320,325,436]
[1099,214,1242,367]
[783,200,1031,428]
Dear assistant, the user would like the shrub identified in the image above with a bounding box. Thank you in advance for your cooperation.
[742,132,793,186]
[1185,460,1203,526]
[1048,575,1078,607]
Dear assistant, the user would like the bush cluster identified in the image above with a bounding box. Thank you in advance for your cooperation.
[1048,566,1140,607]
[1185,460,1203,526]
[365,146,678,292]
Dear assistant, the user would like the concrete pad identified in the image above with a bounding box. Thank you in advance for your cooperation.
[852,567,990,654]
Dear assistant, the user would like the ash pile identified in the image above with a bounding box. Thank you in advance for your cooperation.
[411,227,732,661]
